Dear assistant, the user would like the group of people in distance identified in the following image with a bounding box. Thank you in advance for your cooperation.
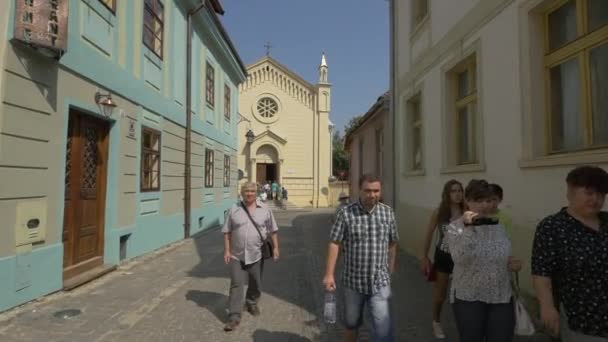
[256,180,288,207]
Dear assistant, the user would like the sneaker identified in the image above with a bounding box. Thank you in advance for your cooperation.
[432,321,446,339]
[246,303,261,316]
[223,319,240,332]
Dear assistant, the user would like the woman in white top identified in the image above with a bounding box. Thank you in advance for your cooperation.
[420,179,465,339]
[446,179,522,342]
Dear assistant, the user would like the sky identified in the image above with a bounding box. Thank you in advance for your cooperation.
[219,0,390,136]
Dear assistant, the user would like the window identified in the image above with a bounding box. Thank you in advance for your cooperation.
[141,127,161,191]
[257,97,278,118]
[205,148,214,187]
[449,57,478,165]
[544,0,608,153]
[99,0,116,12]
[412,0,429,30]
[224,84,231,121]
[408,95,423,171]
[206,63,215,107]
[143,0,164,58]
[224,154,230,187]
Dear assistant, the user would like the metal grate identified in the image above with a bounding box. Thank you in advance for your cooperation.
[81,126,98,194]
[64,120,73,199]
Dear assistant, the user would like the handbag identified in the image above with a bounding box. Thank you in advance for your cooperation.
[512,271,536,336]
[241,202,274,260]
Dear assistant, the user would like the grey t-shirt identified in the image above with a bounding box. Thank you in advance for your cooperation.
[221,202,279,265]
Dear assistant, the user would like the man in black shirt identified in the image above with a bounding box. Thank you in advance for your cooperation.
[532,165,608,341]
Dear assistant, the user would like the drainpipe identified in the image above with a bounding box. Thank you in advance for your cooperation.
[185,0,207,238]
[389,0,397,208]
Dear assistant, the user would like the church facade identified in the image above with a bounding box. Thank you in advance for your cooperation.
[237,55,332,207]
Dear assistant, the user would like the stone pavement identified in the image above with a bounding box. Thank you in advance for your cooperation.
[0,209,553,342]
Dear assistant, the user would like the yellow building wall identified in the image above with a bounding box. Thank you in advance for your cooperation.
[238,58,331,207]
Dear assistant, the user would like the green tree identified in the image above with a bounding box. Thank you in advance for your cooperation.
[343,115,363,138]
[332,130,349,179]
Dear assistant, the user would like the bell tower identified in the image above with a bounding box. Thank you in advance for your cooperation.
[314,53,331,207]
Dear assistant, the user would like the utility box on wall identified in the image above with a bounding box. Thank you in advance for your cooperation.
[15,200,47,247]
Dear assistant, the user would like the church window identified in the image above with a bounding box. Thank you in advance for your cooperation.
[257,97,278,118]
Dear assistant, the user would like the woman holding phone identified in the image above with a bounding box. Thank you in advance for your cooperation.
[420,179,465,339]
[446,179,522,342]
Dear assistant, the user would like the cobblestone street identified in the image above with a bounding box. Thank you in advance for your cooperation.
[0,209,551,342]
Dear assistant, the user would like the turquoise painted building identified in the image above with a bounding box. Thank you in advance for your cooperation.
[0,0,246,312]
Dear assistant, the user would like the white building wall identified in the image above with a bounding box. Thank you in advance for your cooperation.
[392,0,608,293]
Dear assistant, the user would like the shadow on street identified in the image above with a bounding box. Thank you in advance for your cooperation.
[252,329,314,342]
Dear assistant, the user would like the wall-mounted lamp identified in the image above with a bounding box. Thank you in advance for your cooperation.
[95,91,117,117]
[246,129,255,144]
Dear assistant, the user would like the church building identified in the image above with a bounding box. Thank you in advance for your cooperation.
[237,54,332,207]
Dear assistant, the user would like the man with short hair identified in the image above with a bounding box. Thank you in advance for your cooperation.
[323,174,399,342]
[222,182,280,332]
[532,165,608,341]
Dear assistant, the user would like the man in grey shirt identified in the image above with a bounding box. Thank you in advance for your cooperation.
[222,182,279,332]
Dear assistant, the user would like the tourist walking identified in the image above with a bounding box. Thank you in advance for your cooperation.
[532,166,608,341]
[446,179,521,342]
[323,174,399,342]
[221,182,280,332]
[419,179,465,339]
[272,180,279,200]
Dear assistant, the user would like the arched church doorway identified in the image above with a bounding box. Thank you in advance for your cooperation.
[255,144,279,184]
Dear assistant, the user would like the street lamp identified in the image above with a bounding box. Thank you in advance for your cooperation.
[94,91,117,117]
[245,129,255,182]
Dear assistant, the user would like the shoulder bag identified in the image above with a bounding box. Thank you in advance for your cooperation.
[241,202,274,260]
[512,271,536,336]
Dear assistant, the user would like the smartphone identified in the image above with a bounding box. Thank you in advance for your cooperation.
[471,217,499,226]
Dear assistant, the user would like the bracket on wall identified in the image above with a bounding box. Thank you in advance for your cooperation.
[238,113,251,126]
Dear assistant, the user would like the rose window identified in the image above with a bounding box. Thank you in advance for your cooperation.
[257,97,278,118]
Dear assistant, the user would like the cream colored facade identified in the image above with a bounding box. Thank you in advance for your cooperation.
[345,92,393,207]
[238,55,332,207]
[392,0,608,293]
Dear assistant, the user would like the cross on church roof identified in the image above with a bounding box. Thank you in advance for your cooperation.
[264,41,273,56]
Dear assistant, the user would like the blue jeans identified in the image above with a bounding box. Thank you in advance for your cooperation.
[343,285,394,342]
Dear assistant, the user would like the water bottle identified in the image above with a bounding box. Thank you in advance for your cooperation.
[323,290,336,324]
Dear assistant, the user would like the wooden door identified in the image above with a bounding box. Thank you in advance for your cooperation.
[62,112,109,280]
[256,163,266,184]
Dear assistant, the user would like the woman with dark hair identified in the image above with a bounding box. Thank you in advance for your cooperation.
[446,179,522,342]
[420,179,465,339]
[532,165,608,341]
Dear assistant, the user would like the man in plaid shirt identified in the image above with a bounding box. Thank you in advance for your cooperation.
[323,174,399,342]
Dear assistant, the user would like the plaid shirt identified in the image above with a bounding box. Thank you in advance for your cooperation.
[330,201,399,295]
